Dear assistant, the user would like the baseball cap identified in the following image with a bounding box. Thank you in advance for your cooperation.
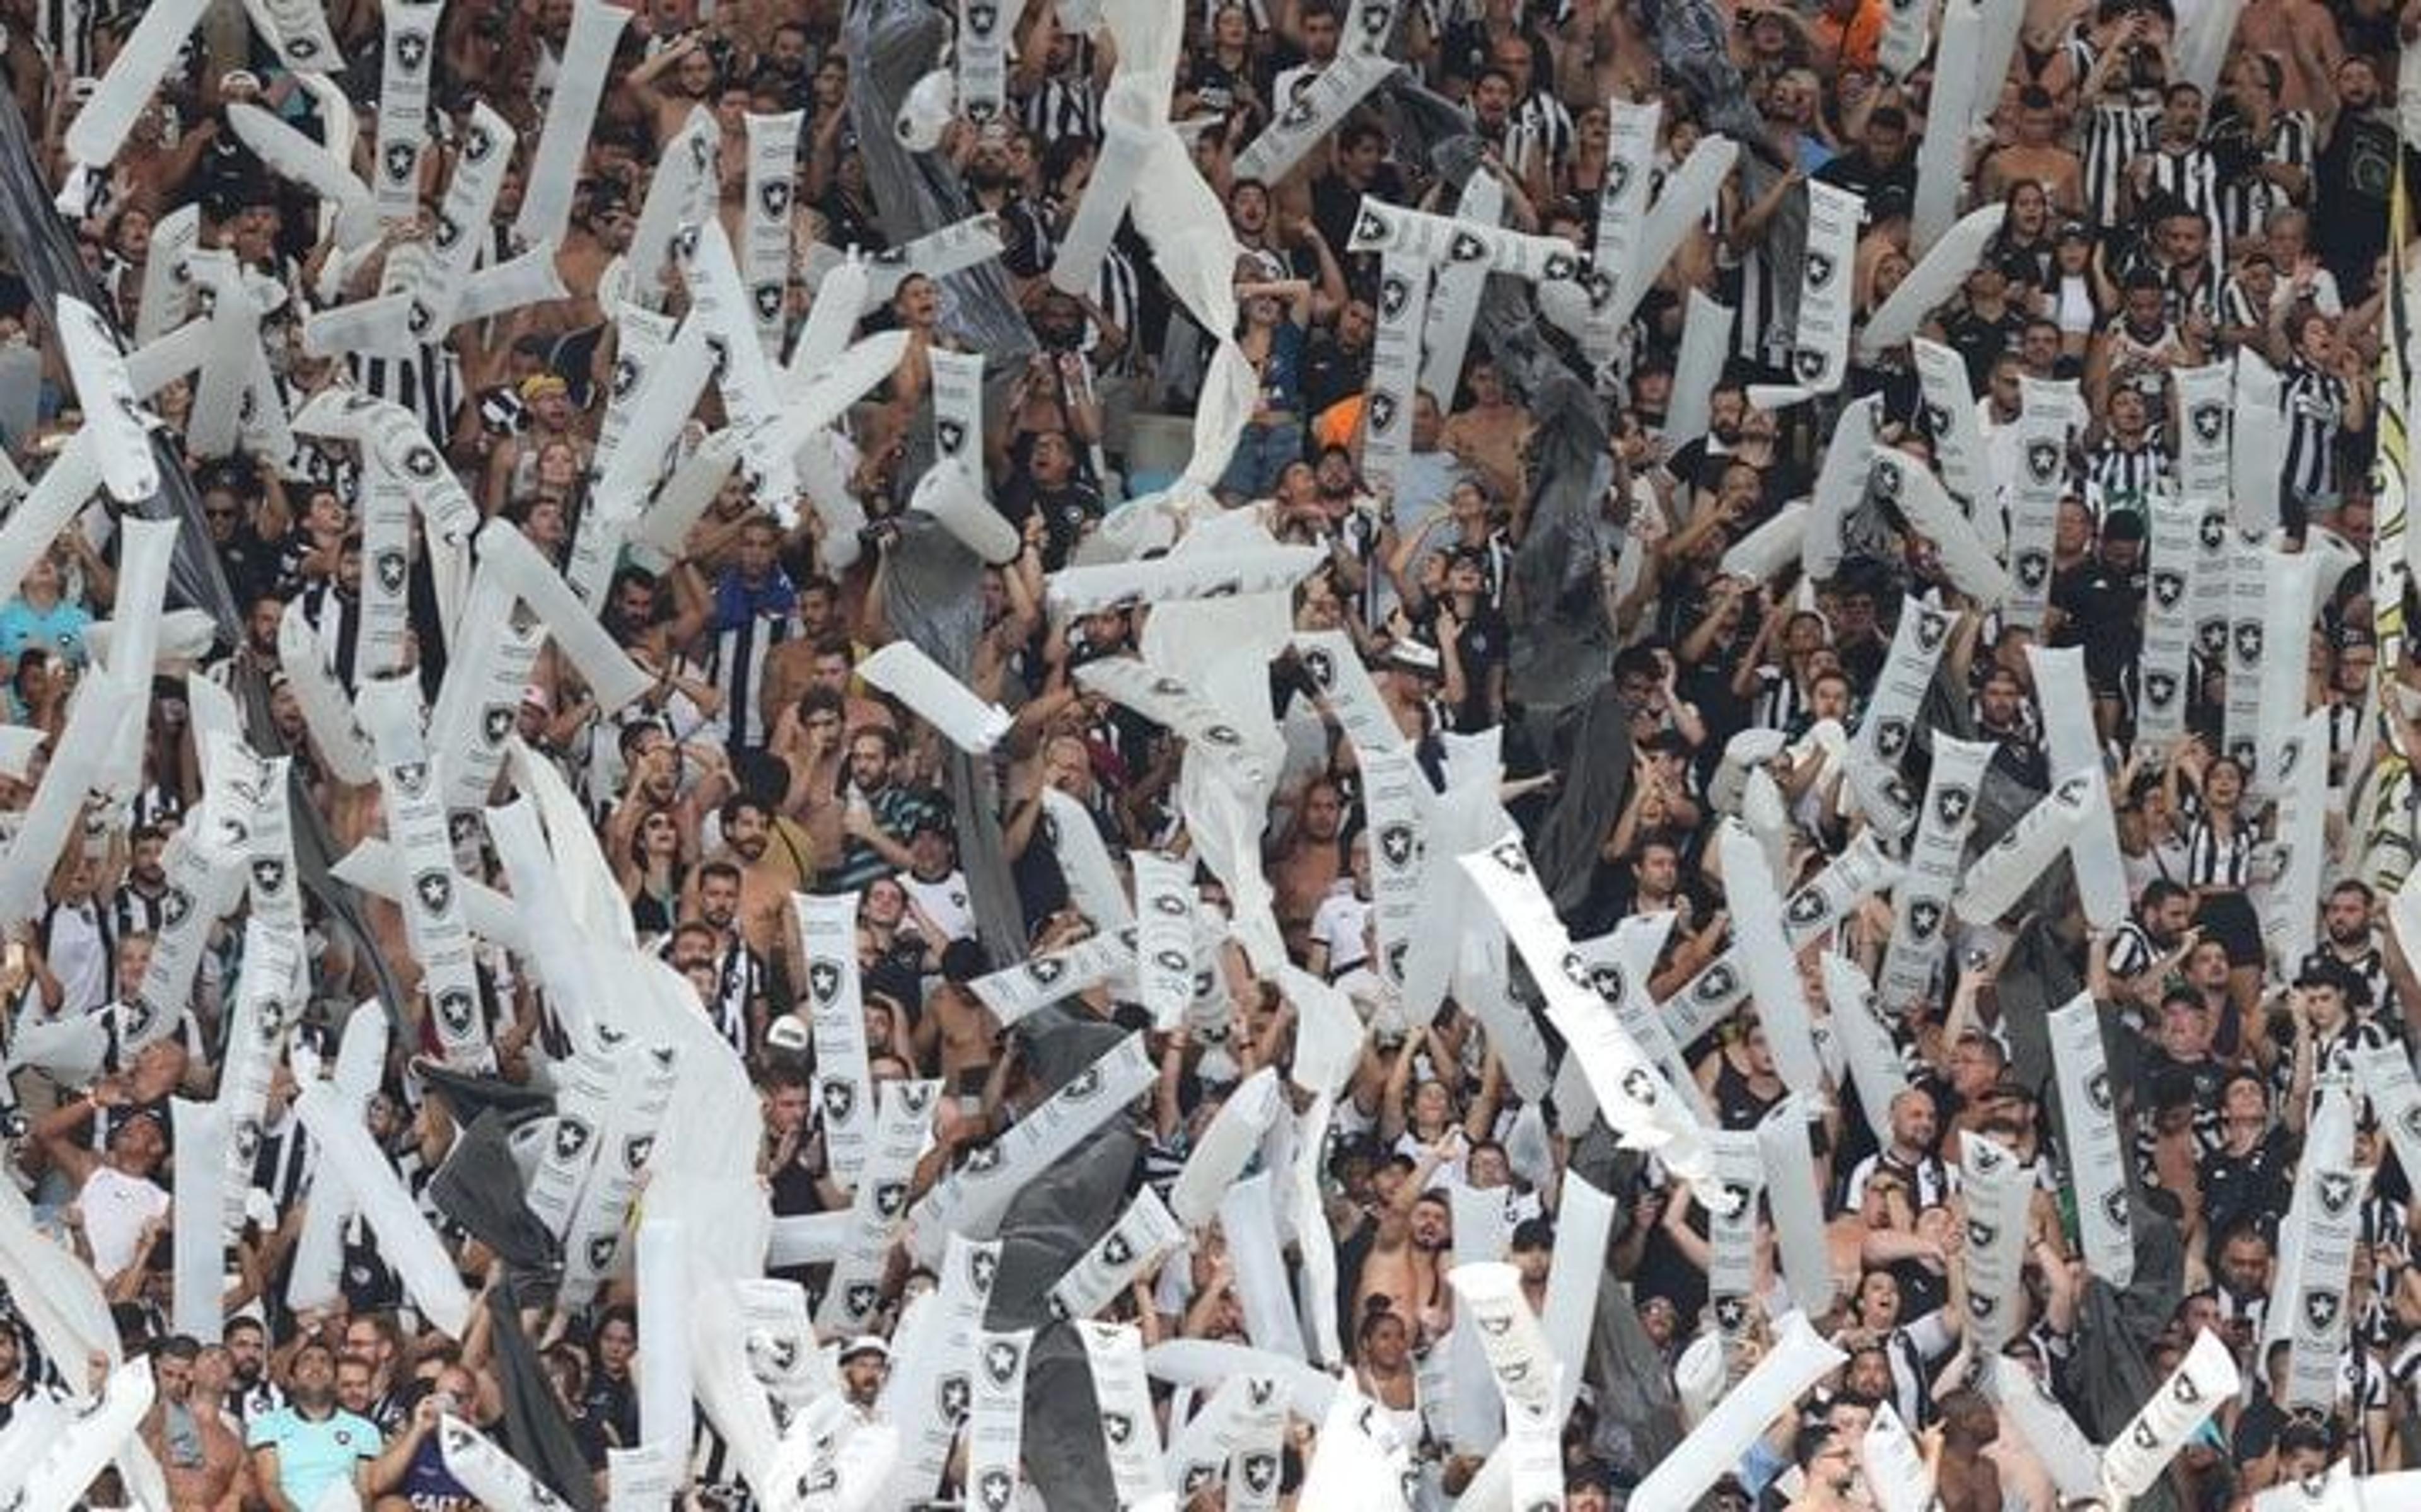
[840,1335,890,1363]
[2294,954,2360,999]
[765,1017,811,1053]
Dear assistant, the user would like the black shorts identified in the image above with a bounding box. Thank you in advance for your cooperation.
[2194,889,2264,968]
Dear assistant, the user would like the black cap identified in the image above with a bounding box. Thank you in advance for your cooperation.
[2295,954,2366,1003]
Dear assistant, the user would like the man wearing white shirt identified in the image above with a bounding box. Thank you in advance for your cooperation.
[1271,1,1341,112]
[32,1093,169,1282]
[897,816,975,944]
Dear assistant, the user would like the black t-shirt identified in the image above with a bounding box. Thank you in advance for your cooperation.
[2138,1047,2229,1118]
[1310,166,1407,259]
[583,1369,638,1450]
[2232,1389,2289,1465]
[995,470,1105,570]
[1814,149,1916,205]
[2198,1122,2296,1250]
[1181,54,1262,119]
[2314,109,2396,293]
[1446,603,1510,731]
[216,530,277,606]
[2050,557,2145,685]
[1939,304,2027,390]
[1300,331,1373,417]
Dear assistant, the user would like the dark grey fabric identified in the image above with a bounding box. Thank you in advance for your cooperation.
[1990,916,2083,1103]
[982,1012,1146,1512]
[872,516,1026,962]
[1370,74,1620,718]
[1633,0,1806,348]
[429,1111,562,1279]
[837,0,1037,962]
[1531,684,1637,915]
[1567,1132,1683,1478]
[484,1286,603,1512]
[414,1058,560,1129]
[842,0,1038,368]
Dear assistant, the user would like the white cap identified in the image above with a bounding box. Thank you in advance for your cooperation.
[840,1335,890,1362]
[765,1016,811,1052]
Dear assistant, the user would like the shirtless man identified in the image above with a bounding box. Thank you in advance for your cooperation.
[1269,778,1347,960]
[716,797,805,961]
[1979,85,2084,214]
[146,1336,255,1512]
[926,978,999,1100]
[1350,1130,1460,1334]
[550,187,636,331]
[795,637,895,737]
[1932,1389,2005,1512]
[623,32,723,149]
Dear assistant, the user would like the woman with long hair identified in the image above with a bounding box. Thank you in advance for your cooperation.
[1216,260,1313,505]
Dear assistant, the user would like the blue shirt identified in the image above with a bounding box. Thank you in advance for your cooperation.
[247,1404,380,1508]
[0,598,90,666]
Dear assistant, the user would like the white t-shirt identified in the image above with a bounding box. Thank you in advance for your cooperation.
[1308,888,1371,974]
[900,869,975,943]
[81,1163,169,1278]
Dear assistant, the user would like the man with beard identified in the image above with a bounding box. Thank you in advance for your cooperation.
[2314,879,2391,1008]
[214,595,287,690]
[2103,879,2202,1010]
[1782,1422,1865,1511]
[364,1366,480,1512]
[681,855,769,1053]
[145,1335,255,1512]
[1347,1130,1458,1328]
[2311,55,2394,297]
[721,790,811,959]
[1270,778,1347,962]
[1301,294,1375,419]
[223,1317,284,1427]
[1844,1087,1951,1208]
[296,530,370,696]
[248,1342,379,1512]
[839,1337,888,1423]
[198,465,277,606]
[1302,445,1385,622]
[110,826,174,942]
[822,727,943,896]
[599,566,665,649]
[2052,506,2148,703]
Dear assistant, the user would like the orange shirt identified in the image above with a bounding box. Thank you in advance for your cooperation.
[1816,0,1885,74]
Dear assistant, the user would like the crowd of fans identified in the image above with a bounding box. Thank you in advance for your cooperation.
[0,0,2409,1506]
